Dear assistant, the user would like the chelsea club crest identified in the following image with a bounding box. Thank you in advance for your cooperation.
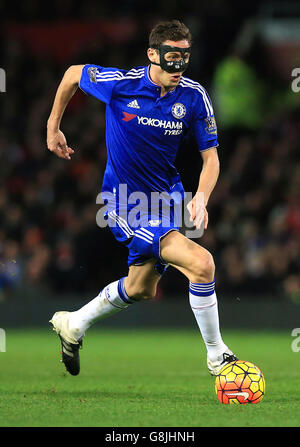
[171,103,186,119]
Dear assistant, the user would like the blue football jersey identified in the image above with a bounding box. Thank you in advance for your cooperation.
[79,64,218,210]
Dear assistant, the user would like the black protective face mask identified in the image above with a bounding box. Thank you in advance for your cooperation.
[151,44,191,73]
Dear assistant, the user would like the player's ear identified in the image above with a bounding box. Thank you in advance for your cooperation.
[147,48,158,63]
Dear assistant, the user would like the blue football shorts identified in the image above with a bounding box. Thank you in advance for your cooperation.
[107,209,180,275]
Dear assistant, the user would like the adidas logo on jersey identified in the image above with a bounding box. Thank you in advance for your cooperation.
[127,100,140,109]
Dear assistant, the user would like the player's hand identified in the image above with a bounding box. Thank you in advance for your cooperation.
[187,192,208,231]
[47,128,74,160]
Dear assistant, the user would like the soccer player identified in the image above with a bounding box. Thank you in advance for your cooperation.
[47,20,237,376]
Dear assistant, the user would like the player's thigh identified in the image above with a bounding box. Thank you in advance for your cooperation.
[160,230,215,283]
[124,258,161,300]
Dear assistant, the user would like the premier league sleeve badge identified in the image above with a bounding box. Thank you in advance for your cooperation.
[205,116,217,135]
[87,67,98,83]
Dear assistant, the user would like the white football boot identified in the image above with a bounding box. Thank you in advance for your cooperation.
[207,351,238,376]
[49,311,83,376]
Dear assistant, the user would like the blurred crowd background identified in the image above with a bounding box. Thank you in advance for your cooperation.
[0,0,300,303]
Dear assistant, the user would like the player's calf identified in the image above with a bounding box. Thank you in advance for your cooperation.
[124,279,157,301]
[123,259,161,301]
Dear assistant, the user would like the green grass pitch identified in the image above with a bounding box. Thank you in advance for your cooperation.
[0,328,299,427]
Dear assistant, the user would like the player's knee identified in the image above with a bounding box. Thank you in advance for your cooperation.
[189,249,215,283]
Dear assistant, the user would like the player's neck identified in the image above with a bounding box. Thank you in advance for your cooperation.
[149,65,174,97]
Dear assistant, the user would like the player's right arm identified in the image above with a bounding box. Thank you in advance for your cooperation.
[47,64,84,160]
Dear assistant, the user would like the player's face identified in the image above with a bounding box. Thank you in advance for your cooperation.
[148,39,190,91]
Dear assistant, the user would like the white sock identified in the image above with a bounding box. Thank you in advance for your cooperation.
[189,279,228,362]
[68,277,134,339]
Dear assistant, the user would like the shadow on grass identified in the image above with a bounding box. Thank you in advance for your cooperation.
[17,389,210,404]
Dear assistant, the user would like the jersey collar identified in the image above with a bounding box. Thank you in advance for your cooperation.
[143,65,160,89]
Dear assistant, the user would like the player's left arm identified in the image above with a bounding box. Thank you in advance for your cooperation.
[187,146,219,231]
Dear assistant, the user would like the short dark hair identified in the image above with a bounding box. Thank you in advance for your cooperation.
[149,20,192,48]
